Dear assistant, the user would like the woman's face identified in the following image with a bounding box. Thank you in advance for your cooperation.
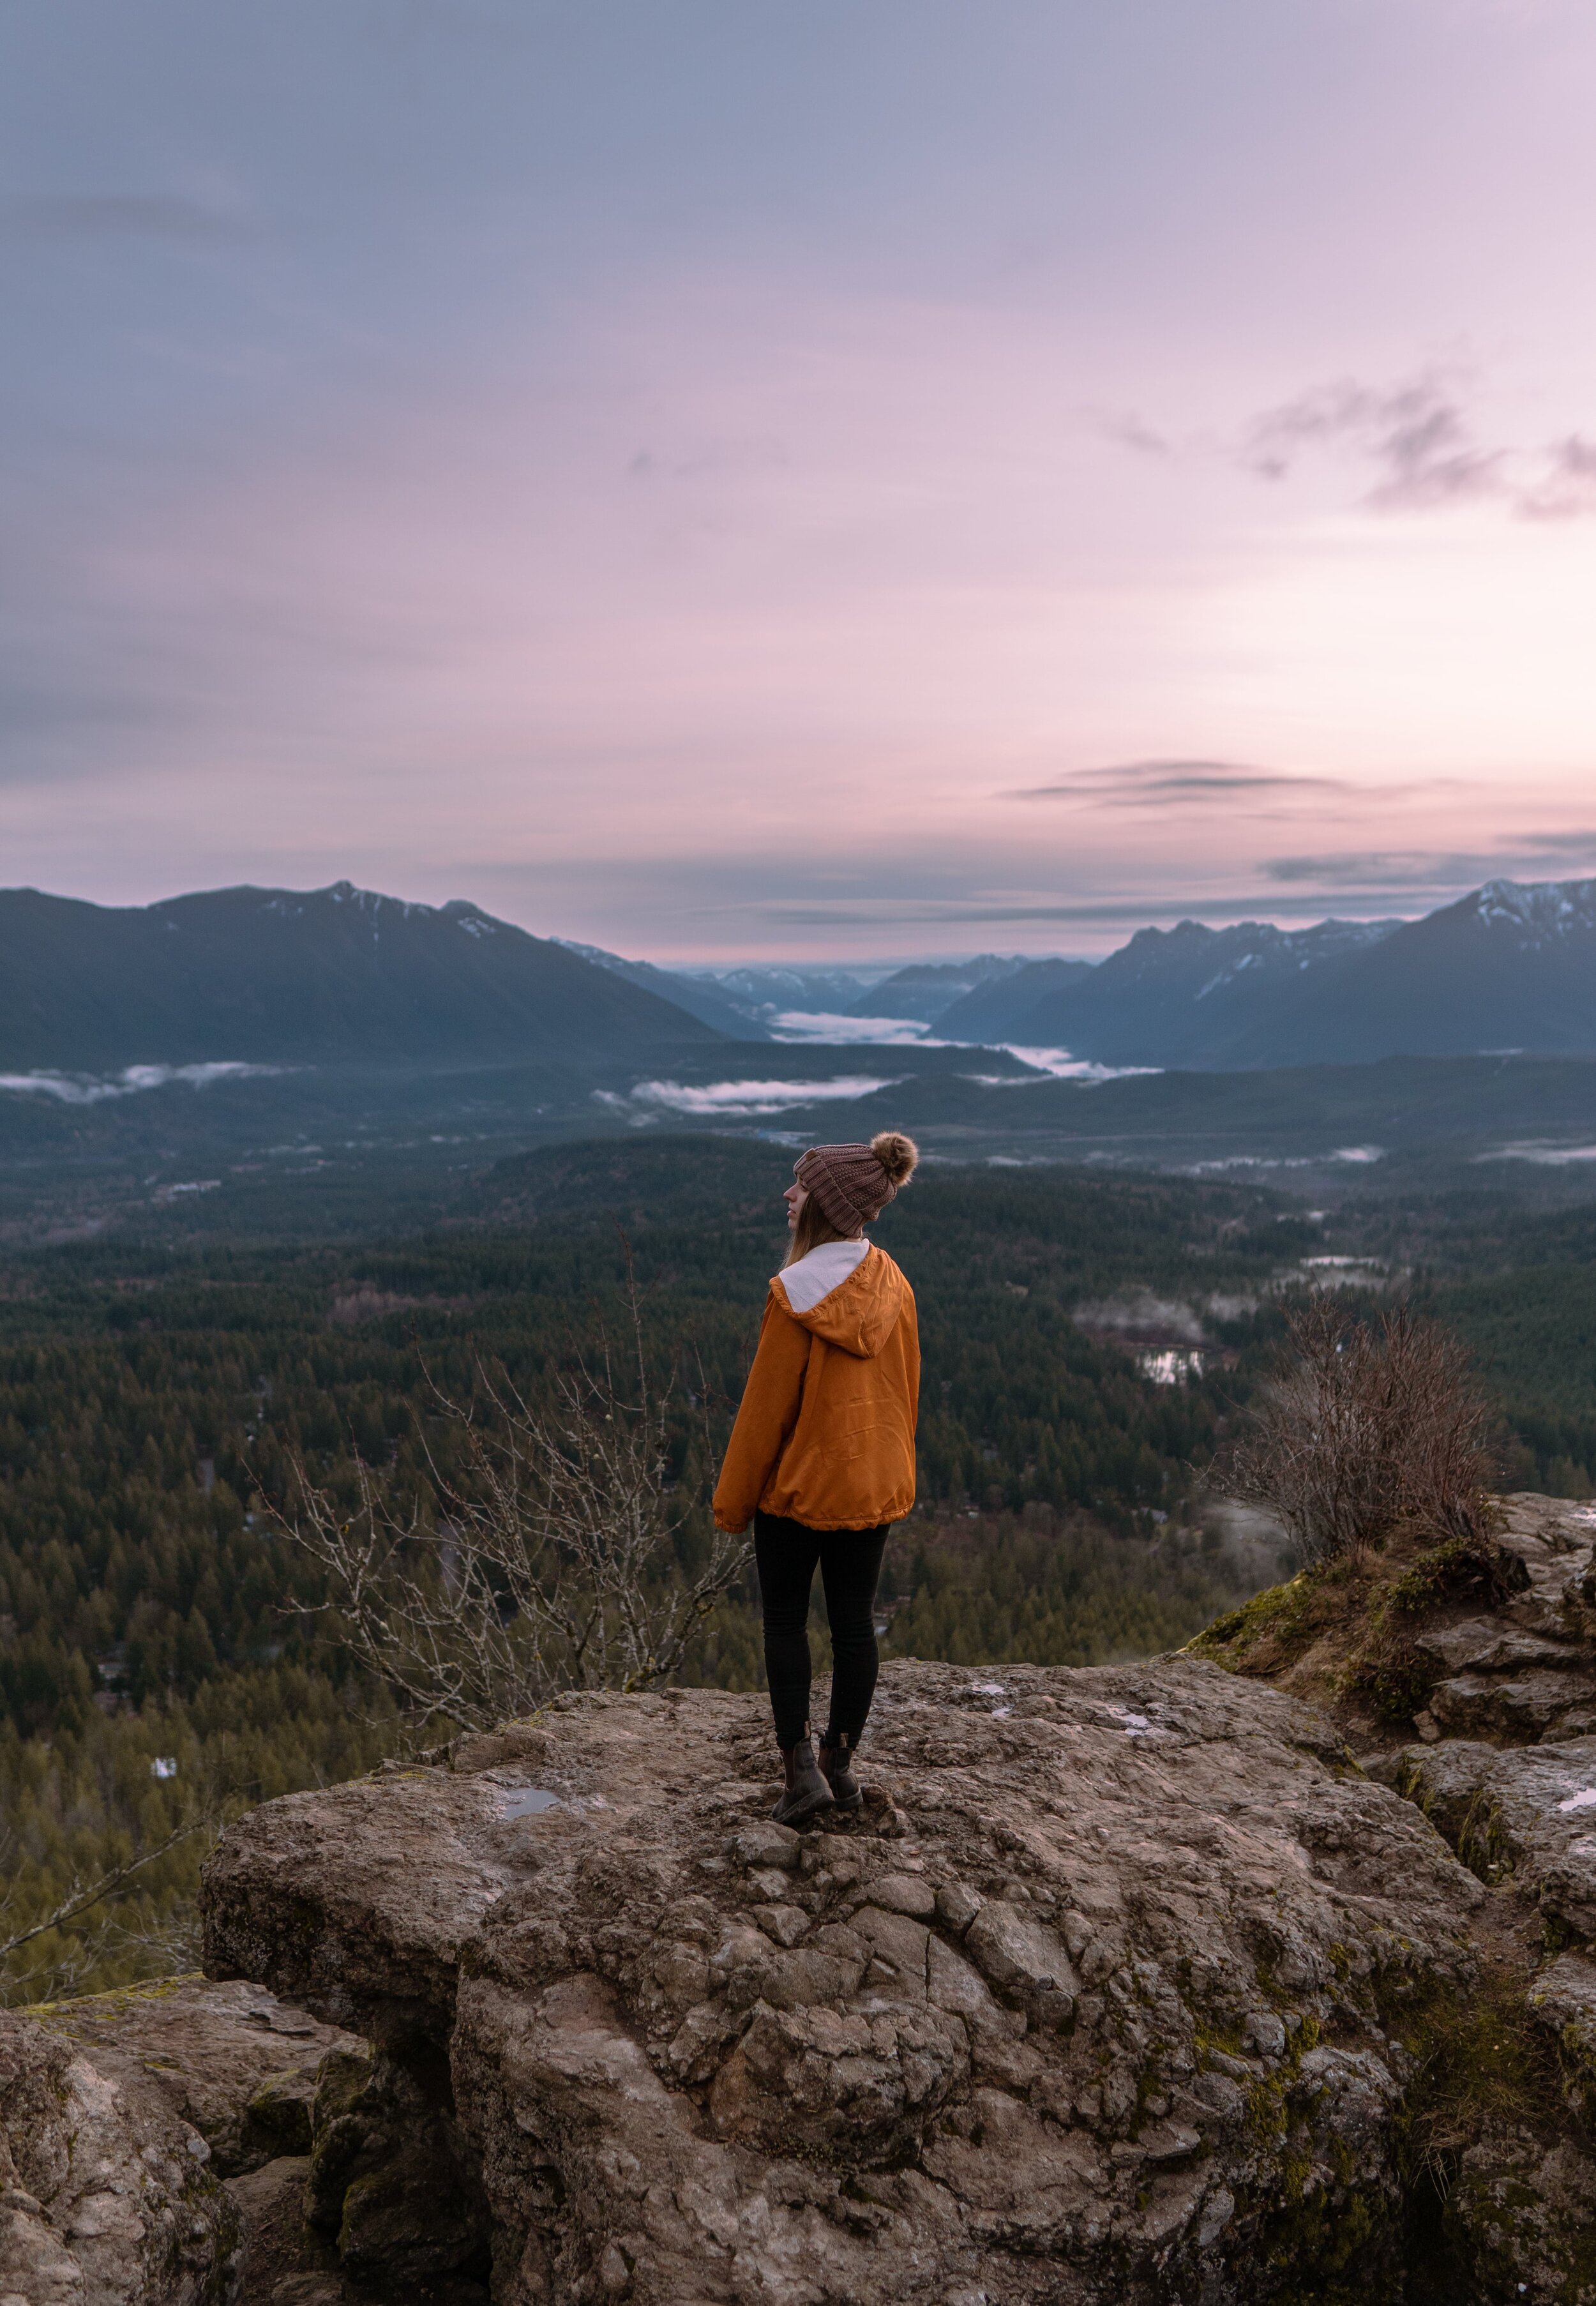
[784,1180,808,1232]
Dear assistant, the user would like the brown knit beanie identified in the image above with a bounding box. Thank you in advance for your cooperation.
[794,1131,919,1236]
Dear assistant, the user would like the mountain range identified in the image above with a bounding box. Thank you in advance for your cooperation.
[4,875,1596,1083]
[935,881,1596,1067]
[553,949,927,1035]
[694,963,898,1023]
[553,940,771,1039]
[938,919,1395,1058]
[845,954,1034,1025]
[0,883,719,1073]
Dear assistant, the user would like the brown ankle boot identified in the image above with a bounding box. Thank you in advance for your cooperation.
[817,1729,863,1811]
[771,1731,835,1825]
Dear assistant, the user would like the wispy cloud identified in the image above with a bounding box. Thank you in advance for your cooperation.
[0,672,177,746]
[1243,375,1503,509]
[1238,371,1596,519]
[627,436,791,480]
[1263,850,1466,887]
[1092,411,1171,458]
[1519,435,1596,521]
[1505,827,1596,856]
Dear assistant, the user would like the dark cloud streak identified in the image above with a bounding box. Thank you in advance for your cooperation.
[1009,760,1358,806]
[1265,834,1596,887]
[0,193,249,245]
[1265,850,1482,887]
[762,894,1438,928]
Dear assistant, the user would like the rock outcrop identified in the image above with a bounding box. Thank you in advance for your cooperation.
[203,1660,1506,2304]
[1415,1496,1596,1744]
[0,1489,1535,2302]
[1192,1493,1596,1752]
[29,1975,360,2176]
[0,1975,369,2306]
[0,2005,242,2306]
[1194,1492,1596,2301]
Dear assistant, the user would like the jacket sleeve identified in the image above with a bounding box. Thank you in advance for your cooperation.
[712,1292,812,1531]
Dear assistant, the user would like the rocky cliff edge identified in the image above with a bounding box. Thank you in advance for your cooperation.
[13,1496,1596,2305]
[194,1651,1577,2306]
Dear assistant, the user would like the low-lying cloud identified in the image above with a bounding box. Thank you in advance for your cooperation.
[595,1074,899,1119]
[767,1011,935,1046]
[0,1061,285,1104]
[973,1049,1161,1082]
[1480,1142,1596,1168]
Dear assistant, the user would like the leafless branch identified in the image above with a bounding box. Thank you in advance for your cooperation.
[1212,1300,1497,1564]
[275,1267,748,1733]
[0,1821,202,1964]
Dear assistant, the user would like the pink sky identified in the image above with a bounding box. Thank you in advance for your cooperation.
[4,1,1596,960]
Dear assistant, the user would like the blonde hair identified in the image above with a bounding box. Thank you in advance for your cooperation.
[784,1195,854,1267]
[783,1131,918,1266]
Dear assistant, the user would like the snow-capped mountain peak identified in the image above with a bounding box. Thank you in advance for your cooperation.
[1472,878,1596,940]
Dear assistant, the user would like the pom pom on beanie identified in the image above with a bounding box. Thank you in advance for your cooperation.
[794,1131,919,1235]
[871,1130,917,1187]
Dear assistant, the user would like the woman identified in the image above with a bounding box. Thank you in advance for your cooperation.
[713,1131,921,1823]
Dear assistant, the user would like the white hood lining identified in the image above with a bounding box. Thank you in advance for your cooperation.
[778,1237,870,1313]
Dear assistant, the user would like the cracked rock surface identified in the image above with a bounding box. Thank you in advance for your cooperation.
[0,2005,243,2306]
[28,1975,361,2177]
[202,1659,1493,2305]
[1423,1496,1596,1744]
[1396,1735,1596,1927]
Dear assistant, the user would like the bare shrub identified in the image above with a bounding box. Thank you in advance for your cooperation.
[1213,1300,1497,1565]
[278,1279,748,1734]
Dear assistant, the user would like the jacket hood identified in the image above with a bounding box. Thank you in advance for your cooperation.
[773,1241,908,1359]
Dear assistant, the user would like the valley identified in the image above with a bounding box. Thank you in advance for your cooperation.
[4,1130,1596,2008]
[4,873,1596,2053]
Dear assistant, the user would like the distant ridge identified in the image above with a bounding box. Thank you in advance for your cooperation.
[1228,880,1596,1066]
[12,873,1594,1081]
[846,954,1035,1027]
[933,956,1095,1041]
[941,917,1396,1060]
[0,882,721,1071]
[553,939,773,1039]
[936,882,1596,1067]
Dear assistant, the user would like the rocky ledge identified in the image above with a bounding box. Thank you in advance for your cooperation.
[15,1493,1596,2305]
[193,1653,1587,2306]
[0,1975,355,2306]
[1193,1493,1596,1752]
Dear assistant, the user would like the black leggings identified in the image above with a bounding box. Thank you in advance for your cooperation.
[754,1509,888,1751]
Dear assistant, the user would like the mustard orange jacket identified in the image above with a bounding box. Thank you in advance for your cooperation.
[712,1239,920,1533]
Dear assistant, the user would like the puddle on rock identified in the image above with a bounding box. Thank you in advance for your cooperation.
[495,1786,562,1820]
